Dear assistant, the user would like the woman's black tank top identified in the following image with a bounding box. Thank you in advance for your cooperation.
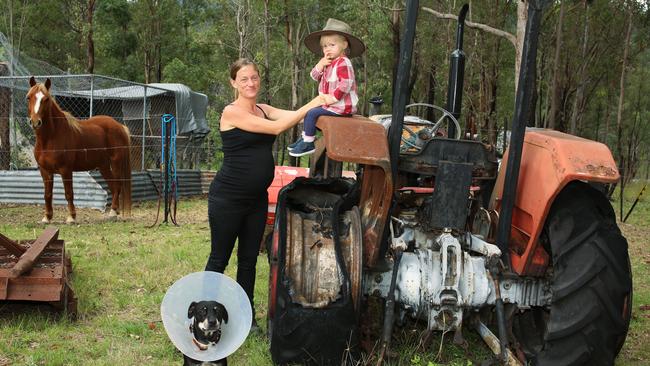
[210,105,276,201]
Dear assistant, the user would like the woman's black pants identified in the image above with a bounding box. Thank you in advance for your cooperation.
[205,193,267,314]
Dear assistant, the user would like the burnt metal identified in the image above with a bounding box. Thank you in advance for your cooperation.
[310,137,343,179]
[399,138,498,178]
[0,228,77,318]
[0,232,25,257]
[445,4,469,140]
[10,227,58,278]
[270,177,361,365]
[430,161,473,230]
[284,205,362,309]
[315,116,393,268]
[494,0,545,263]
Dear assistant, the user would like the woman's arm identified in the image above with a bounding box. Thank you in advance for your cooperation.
[221,95,324,135]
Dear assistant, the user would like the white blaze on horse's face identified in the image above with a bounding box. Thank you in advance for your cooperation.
[27,88,46,129]
[34,91,45,114]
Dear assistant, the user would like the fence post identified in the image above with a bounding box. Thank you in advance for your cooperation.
[142,85,148,171]
[89,74,94,118]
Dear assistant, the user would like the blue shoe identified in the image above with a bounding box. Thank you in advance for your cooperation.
[289,140,315,157]
[287,137,303,151]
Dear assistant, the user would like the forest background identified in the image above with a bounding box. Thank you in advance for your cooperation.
[1,0,650,185]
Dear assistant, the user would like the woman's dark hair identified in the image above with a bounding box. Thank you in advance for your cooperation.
[229,58,259,80]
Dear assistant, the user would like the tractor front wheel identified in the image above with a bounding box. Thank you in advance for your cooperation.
[515,182,632,366]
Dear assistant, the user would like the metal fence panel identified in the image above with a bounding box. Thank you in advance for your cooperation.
[0,75,208,171]
[0,170,107,210]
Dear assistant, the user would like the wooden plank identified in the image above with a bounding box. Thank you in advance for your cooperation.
[0,232,25,257]
[9,227,59,278]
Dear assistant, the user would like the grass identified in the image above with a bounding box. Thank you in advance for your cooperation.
[0,182,648,365]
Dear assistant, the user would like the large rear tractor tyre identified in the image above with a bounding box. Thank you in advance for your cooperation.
[519,182,632,366]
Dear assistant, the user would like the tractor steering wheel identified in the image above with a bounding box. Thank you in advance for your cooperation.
[400,103,461,153]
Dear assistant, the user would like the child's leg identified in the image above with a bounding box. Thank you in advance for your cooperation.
[303,107,339,141]
[289,106,325,149]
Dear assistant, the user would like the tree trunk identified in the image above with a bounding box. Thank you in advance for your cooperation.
[283,1,300,166]
[426,63,437,121]
[617,8,633,220]
[569,0,590,135]
[407,39,419,105]
[604,77,612,145]
[514,0,528,93]
[391,1,400,90]
[548,0,565,130]
[86,0,96,74]
[263,0,271,105]
[156,2,162,83]
[236,0,251,58]
[625,79,643,184]
[486,2,504,144]
[360,0,370,116]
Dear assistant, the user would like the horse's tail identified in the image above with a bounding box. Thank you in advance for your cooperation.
[120,125,132,216]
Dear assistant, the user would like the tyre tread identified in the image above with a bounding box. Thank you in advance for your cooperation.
[533,182,631,366]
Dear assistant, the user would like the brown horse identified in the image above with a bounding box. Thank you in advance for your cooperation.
[26,77,132,224]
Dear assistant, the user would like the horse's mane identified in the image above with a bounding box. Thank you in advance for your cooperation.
[62,111,82,134]
[38,84,82,134]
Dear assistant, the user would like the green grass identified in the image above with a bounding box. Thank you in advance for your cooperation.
[616,180,650,366]
[0,185,648,365]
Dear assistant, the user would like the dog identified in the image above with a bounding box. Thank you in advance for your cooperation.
[183,300,229,366]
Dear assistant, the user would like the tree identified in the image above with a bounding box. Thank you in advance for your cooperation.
[86,0,96,73]
[617,5,633,219]
[547,0,565,130]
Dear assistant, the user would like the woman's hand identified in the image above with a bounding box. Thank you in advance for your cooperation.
[322,94,337,106]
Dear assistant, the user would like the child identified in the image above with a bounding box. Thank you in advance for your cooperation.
[288,18,366,157]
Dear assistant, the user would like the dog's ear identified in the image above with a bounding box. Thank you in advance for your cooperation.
[216,303,228,324]
[188,301,197,318]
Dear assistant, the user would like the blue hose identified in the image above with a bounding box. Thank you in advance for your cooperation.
[162,114,178,202]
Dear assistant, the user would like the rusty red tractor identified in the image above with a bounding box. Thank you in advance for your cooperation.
[267,1,632,365]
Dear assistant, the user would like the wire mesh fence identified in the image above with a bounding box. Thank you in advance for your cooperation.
[0,74,210,171]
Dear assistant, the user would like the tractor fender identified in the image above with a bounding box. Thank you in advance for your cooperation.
[491,128,619,276]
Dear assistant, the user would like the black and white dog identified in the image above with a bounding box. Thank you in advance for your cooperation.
[184,300,229,366]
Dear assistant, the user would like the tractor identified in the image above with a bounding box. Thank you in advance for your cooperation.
[267,1,632,365]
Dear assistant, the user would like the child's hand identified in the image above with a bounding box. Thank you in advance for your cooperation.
[322,94,338,105]
[316,57,332,71]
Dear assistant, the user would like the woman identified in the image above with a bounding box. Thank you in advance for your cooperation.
[205,58,324,330]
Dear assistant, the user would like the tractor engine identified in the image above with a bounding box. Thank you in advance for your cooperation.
[364,197,552,332]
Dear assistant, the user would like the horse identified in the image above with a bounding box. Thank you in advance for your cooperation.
[26,76,132,224]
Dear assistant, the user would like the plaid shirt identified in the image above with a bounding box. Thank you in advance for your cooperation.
[310,56,358,115]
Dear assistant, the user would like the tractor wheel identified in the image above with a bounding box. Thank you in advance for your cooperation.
[515,182,632,366]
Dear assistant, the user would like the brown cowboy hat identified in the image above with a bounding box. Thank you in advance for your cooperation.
[304,18,366,58]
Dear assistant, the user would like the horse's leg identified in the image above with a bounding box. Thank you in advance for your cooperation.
[61,170,76,224]
[39,169,54,223]
[99,165,119,218]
